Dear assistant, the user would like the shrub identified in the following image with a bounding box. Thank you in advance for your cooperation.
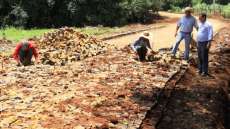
[0,0,162,28]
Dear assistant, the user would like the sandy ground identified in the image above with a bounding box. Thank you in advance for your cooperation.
[107,12,228,51]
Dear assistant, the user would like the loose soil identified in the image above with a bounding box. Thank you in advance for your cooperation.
[141,26,230,129]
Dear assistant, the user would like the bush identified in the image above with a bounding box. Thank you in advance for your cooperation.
[169,5,182,13]
[194,3,230,19]
[4,6,28,27]
[0,0,162,28]
[222,4,230,18]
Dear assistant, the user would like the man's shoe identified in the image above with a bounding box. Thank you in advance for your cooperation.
[201,73,214,79]
[197,70,202,75]
[201,73,208,77]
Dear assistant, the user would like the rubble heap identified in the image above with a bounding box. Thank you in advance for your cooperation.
[0,39,13,59]
[0,38,12,44]
[37,27,115,65]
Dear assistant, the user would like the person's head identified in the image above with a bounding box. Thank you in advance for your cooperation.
[139,31,150,40]
[199,13,207,23]
[21,42,29,51]
[143,32,150,37]
[184,7,193,17]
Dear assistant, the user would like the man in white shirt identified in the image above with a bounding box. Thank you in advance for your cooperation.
[197,13,213,76]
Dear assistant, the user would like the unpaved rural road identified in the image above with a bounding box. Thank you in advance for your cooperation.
[107,12,228,51]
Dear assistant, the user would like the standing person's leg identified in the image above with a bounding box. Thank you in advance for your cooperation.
[197,42,203,74]
[172,33,184,56]
[184,33,192,60]
[203,42,209,75]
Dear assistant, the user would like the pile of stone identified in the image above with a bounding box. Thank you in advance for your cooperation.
[0,39,13,59]
[37,27,115,65]
[0,38,12,44]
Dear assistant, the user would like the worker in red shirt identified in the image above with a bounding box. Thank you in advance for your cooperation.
[13,39,39,66]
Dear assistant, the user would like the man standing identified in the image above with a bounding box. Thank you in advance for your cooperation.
[13,39,39,66]
[172,7,198,60]
[197,13,213,76]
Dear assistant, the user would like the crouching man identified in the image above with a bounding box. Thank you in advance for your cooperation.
[13,39,39,66]
[197,13,213,76]
[131,32,153,61]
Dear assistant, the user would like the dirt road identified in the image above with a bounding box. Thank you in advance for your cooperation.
[107,12,228,51]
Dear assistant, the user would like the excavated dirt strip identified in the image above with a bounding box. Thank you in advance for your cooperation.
[0,46,187,129]
[141,27,230,129]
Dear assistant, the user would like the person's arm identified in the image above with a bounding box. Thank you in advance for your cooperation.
[131,40,139,53]
[146,39,152,50]
[207,24,213,49]
[194,18,199,31]
[13,43,22,63]
[175,19,181,37]
[175,26,180,37]
[30,44,39,62]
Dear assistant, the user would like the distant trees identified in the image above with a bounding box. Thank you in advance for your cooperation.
[161,0,229,10]
[0,0,162,28]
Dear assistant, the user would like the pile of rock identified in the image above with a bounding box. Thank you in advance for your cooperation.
[0,38,12,44]
[0,39,13,59]
[37,27,115,65]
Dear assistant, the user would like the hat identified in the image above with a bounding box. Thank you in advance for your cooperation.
[183,7,193,13]
[140,31,151,39]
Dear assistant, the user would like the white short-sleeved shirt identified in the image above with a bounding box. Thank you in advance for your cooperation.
[197,21,213,42]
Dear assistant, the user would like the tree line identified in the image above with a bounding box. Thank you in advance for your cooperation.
[0,0,161,28]
[0,0,229,28]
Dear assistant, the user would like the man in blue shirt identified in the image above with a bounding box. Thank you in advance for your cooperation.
[172,7,199,60]
[197,13,213,76]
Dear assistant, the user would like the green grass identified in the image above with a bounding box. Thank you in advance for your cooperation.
[0,27,52,42]
[0,26,119,43]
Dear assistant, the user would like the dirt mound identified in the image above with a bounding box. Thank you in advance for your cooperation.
[0,39,13,59]
[0,38,12,44]
[37,27,115,65]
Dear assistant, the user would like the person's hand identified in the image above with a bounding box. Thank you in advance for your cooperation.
[207,41,212,50]
[174,32,178,37]
[35,59,40,65]
[17,62,22,67]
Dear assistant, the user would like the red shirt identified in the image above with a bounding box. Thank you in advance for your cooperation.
[13,41,39,62]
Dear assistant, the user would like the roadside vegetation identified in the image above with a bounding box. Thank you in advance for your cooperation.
[163,0,230,18]
[0,0,228,42]
[0,27,119,42]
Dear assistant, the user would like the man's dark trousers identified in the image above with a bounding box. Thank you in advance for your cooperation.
[198,41,209,74]
[137,47,148,61]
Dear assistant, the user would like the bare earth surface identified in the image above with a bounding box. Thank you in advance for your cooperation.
[0,12,229,129]
[106,12,228,51]
[141,26,230,129]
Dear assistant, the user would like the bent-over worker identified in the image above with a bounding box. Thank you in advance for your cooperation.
[132,32,153,61]
[13,39,39,66]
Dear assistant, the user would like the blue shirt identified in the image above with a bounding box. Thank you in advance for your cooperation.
[197,21,213,42]
[131,37,151,51]
[178,16,198,33]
